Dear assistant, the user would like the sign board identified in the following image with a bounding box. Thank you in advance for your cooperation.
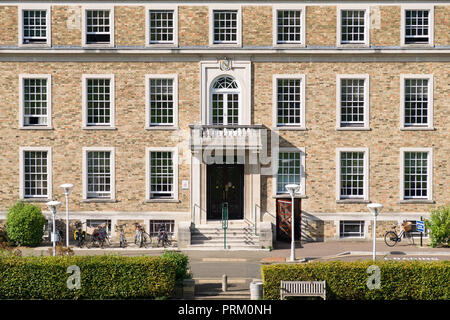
[416,220,425,233]
[182,180,189,190]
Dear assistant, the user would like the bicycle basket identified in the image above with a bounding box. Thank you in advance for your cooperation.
[86,226,97,235]
[401,221,413,232]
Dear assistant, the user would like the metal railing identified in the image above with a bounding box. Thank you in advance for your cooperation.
[222,202,228,249]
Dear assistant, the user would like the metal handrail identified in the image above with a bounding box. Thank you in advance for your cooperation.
[222,202,228,249]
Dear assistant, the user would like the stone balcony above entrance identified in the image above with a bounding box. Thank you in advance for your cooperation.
[189,124,265,152]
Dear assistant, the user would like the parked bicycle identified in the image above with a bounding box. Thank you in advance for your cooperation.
[73,221,87,248]
[157,225,172,248]
[86,223,111,249]
[115,224,128,248]
[133,223,151,248]
[384,221,415,247]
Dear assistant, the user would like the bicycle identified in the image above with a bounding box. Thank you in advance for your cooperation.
[86,223,111,249]
[73,221,87,248]
[384,221,415,247]
[115,224,128,248]
[133,223,151,248]
[156,226,172,248]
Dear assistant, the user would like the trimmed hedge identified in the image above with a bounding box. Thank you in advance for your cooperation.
[262,261,449,300]
[0,255,177,299]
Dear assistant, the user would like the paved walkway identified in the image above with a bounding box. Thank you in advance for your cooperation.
[18,240,449,261]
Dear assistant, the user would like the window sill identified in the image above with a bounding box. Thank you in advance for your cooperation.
[399,200,435,204]
[145,199,180,203]
[273,43,306,48]
[82,43,114,49]
[400,127,435,131]
[21,198,50,202]
[19,126,53,130]
[273,126,307,131]
[145,126,179,131]
[336,127,371,131]
[336,199,370,204]
[82,126,117,130]
[209,43,242,48]
[337,43,370,48]
[19,43,51,48]
[272,194,306,199]
[146,43,179,48]
[400,43,434,48]
[82,199,116,203]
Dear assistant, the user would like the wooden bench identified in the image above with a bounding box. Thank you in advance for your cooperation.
[280,281,326,300]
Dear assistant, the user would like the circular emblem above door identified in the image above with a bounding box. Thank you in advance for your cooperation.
[219,57,232,71]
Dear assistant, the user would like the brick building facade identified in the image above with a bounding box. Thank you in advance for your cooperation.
[0,1,448,247]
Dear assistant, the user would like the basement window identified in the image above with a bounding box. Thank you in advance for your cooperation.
[340,221,365,238]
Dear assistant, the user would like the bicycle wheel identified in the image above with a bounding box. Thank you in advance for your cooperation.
[404,231,415,246]
[142,233,151,248]
[384,231,398,247]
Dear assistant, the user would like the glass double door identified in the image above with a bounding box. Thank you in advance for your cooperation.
[211,93,239,125]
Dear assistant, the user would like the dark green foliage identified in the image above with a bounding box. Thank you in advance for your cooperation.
[425,205,450,247]
[161,251,191,283]
[262,261,449,300]
[0,255,177,299]
[6,202,46,247]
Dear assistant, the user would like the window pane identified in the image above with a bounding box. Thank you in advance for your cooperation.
[341,10,365,44]
[24,151,48,197]
[213,10,238,44]
[340,152,364,198]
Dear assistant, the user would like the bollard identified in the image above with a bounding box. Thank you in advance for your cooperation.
[250,281,263,300]
[222,274,228,292]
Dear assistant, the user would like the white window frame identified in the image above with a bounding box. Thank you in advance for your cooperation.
[336,148,369,202]
[18,5,51,47]
[400,147,433,202]
[82,147,116,201]
[209,5,242,47]
[272,5,306,48]
[336,74,370,130]
[209,75,241,125]
[273,147,306,197]
[82,5,114,48]
[400,74,434,130]
[337,6,370,47]
[145,5,178,47]
[19,146,52,200]
[19,74,52,129]
[82,74,115,129]
[401,5,434,47]
[146,147,179,202]
[145,74,178,129]
[272,74,306,129]
[339,220,365,238]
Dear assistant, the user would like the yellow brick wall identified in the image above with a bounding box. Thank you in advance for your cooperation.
[253,61,449,215]
[370,6,401,46]
[306,6,336,46]
[0,6,18,45]
[435,6,450,46]
[115,6,145,47]
[52,6,82,47]
[242,6,272,47]
[0,61,201,213]
[178,6,209,47]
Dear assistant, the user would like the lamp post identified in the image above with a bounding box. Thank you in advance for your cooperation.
[60,183,74,247]
[46,200,62,257]
[367,203,383,261]
[285,184,300,262]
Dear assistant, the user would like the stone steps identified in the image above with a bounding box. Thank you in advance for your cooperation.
[190,224,260,248]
